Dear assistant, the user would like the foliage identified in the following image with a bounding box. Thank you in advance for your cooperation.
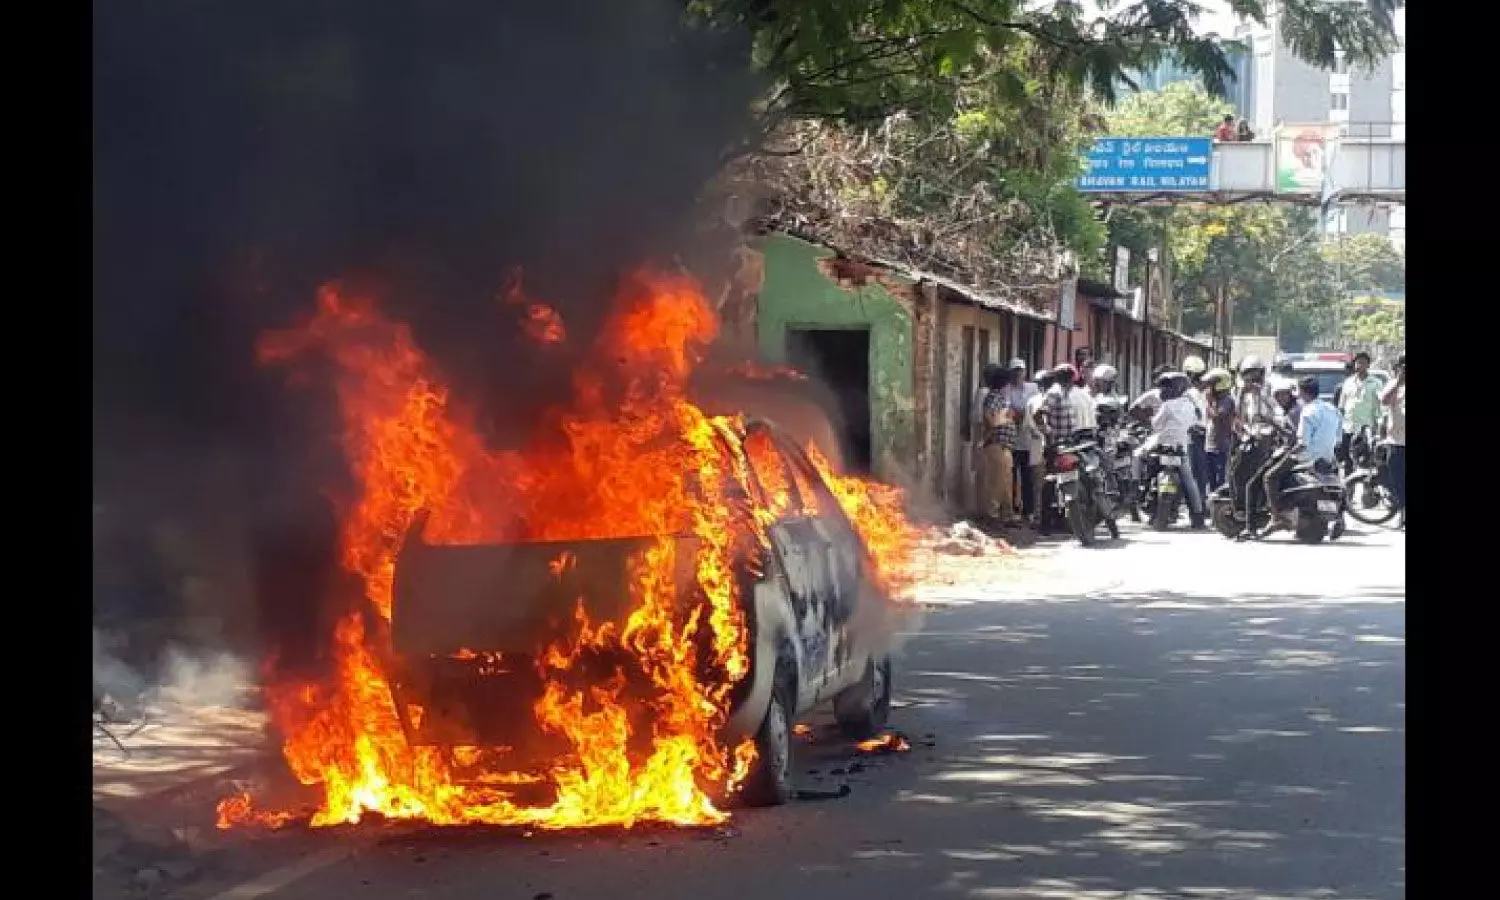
[1099,82,1399,349]
[735,36,1107,307]
[1167,205,1339,349]
[690,1,1402,130]
[1341,296,1404,349]
[1106,80,1236,137]
[1321,233,1404,295]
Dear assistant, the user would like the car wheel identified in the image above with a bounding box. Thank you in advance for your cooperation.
[738,678,794,808]
[833,655,892,740]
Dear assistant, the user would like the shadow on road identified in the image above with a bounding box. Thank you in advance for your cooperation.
[873,592,1405,899]
[205,590,1404,900]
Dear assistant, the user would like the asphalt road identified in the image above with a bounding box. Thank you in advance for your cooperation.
[183,522,1405,900]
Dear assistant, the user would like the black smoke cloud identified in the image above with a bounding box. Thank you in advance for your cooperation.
[93,0,761,661]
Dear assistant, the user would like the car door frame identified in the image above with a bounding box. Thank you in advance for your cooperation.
[739,421,843,702]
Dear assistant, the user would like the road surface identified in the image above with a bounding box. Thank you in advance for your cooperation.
[166,522,1406,900]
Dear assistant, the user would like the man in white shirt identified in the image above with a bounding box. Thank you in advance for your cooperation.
[1144,373,1206,527]
[1129,365,1174,424]
[1069,368,1098,432]
[1018,368,1052,524]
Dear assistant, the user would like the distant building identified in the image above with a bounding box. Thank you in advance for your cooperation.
[1125,47,1253,116]
[1233,8,1404,241]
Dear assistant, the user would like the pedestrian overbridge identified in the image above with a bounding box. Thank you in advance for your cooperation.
[1078,126,1404,208]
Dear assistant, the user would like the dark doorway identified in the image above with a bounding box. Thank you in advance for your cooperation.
[786,328,872,473]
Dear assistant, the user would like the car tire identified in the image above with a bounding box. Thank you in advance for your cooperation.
[833,655,892,740]
[738,677,794,808]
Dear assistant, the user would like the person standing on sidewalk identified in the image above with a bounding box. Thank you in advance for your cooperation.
[980,366,1020,526]
[1380,354,1405,529]
[1003,360,1039,523]
[1020,368,1053,525]
[971,363,1004,517]
[1338,351,1382,475]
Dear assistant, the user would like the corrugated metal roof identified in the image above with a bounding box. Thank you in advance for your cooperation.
[864,255,1057,322]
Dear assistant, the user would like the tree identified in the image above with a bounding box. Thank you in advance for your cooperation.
[691,1,1403,131]
[1106,80,1236,138]
[742,35,1108,306]
[1101,83,1356,348]
[1322,233,1405,295]
[1341,297,1404,350]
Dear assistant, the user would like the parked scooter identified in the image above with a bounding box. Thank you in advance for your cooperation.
[1209,422,1347,543]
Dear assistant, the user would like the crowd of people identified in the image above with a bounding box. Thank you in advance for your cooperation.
[971,349,1406,534]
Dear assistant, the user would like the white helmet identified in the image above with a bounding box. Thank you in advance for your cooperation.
[1269,375,1296,395]
[1183,355,1206,376]
[1092,364,1118,382]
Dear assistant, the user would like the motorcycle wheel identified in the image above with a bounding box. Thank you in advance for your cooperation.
[1210,498,1241,539]
[1344,474,1398,526]
[1295,516,1329,544]
[1150,490,1174,531]
[1065,499,1096,547]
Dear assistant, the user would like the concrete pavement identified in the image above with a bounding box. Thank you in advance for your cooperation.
[138,521,1405,900]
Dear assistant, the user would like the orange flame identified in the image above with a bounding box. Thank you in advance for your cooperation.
[221,269,916,831]
[855,732,911,754]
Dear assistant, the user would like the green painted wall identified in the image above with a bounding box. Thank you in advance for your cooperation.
[754,232,915,479]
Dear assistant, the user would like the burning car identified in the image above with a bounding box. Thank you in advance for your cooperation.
[219,270,917,831]
[390,419,896,807]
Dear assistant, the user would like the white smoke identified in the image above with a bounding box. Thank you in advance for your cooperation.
[93,629,254,713]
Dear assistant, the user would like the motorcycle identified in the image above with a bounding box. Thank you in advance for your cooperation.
[1139,441,1188,531]
[1112,421,1150,522]
[1209,422,1347,543]
[1044,431,1119,547]
[1343,429,1400,527]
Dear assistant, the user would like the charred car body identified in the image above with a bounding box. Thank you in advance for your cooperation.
[386,420,898,808]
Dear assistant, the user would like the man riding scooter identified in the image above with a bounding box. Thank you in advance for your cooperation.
[1136,371,1207,529]
[1253,376,1341,538]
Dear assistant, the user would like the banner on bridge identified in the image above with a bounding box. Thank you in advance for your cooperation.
[1078,137,1212,192]
[1275,123,1339,193]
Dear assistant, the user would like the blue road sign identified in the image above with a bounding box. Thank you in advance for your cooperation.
[1078,137,1212,192]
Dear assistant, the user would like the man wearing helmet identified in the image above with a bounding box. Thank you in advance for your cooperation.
[1201,367,1237,491]
[1258,376,1340,536]
[1236,355,1280,430]
[1090,363,1121,402]
[1130,364,1175,424]
[1143,371,1207,528]
[1182,355,1209,504]
[1039,364,1081,446]
[1269,376,1300,430]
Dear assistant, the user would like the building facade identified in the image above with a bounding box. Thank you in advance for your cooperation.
[747,230,1214,514]
[1233,8,1402,239]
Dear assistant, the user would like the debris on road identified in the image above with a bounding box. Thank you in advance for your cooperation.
[928,521,1010,556]
[794,785,852,801]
